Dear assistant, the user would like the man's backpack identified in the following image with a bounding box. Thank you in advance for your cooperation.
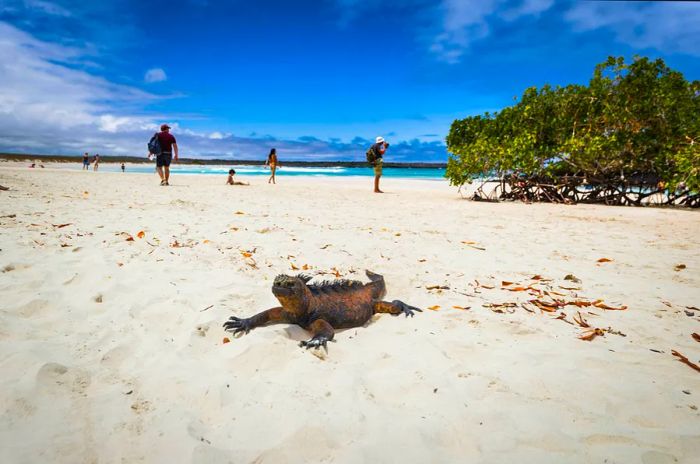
[366,145,378,164]
[148,132,161,156]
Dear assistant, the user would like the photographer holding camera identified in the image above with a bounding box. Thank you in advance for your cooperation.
[369,136,389,193]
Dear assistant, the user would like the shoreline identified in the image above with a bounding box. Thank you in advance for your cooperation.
[0,153,448,169]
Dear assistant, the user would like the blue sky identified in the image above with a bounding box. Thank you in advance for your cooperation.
[1,0,699,162]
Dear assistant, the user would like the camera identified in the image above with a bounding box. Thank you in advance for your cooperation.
[384,142,390,148]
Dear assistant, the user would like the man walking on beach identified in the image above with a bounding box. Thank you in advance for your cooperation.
[156,124,178,186]
[369,136,388,193]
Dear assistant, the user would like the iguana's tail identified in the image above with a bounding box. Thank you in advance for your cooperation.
[365,270,386,300]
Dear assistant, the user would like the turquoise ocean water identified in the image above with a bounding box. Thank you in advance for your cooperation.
[74,163,447,180]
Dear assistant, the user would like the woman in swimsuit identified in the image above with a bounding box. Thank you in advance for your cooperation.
[265,148,278,184]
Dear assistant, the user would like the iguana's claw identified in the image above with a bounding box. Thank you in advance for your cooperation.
[393,300,423,317]
[299,336,330,350]
[223,316,252,336]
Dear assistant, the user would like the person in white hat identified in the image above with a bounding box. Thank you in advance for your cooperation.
[369,136,389,193]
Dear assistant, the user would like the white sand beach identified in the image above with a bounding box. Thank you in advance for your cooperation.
[1,165,699,464]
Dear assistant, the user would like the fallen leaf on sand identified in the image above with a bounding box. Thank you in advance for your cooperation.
[559,285,581,291]
[290,263,299,270]
[461,241,477,245]
[579,328,605,341]
[466,244,486,251]
[530,299,559,312]
[426,285,450,290]
[302,264,310,271]
[573,311,590,328]
[395,233,401,236]
[53,223,72,229]
[418,258,426,262]
[234,211,245,215]
[564,274,582,283]
[125,235,134,242]
[531,275,543,280]
[60,243,71,248]
[427,305,441,311]
[331,267,341,278]
[507,286,530,292]
[475,280,495,289]
[320,244,331,250]
[597,258,613,263]
[137,230,145,239]
[567,300,593,308]
[674,264,686,271]
[203,239,210,244]
[241,252,252,258]
[117,262,124,267]
[593,301,627,311]
[452,305,470,310]
[501,281,514,287]
[554,312,573,324]
[671,350,700,373]
[223,337,231,344]
[692,333,700,343]
[686,306,699,311]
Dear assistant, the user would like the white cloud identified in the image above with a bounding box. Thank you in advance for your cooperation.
[25,0,73,17]
[209,131,231,140]
[430,0,552,64]
[144,67,167,83]
[565,2,700,57]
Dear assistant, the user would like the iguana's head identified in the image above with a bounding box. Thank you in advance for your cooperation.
[272,274,309,298]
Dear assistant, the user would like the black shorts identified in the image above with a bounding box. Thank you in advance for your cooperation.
[156,153,172,167]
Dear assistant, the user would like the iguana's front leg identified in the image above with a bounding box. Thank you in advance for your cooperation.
[223,307,291,336]
[300,319,335,350]
[374,300,423,317]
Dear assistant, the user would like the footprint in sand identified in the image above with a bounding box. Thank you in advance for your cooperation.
[36,362,91,396]
[16,299,51,318]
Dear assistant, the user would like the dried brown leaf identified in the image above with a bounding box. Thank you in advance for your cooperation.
[290,262,299,270]
[593,301,628,311]
[671,350,700,373]
[674,263,686,271]
[501,281,514,287]
[427,305,441,311]
[579,328,605,341]
[573,311,590,328]
[691,333,700,343]
[137,230,145,239]
[452,305,470,310]
[597,258,612,263]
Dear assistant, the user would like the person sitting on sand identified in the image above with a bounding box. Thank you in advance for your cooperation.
[226,169,249,186]
[265,148,279,184]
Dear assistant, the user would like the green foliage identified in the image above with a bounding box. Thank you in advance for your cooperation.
[446,56,700,193]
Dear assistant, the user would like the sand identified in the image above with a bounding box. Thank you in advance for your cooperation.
[1,164,699,464]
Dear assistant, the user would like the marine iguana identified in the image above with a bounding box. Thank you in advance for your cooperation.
[223,270,422,349]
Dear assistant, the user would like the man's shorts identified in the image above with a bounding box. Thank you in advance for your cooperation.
[373,160,383,176]
[156,153,172,167]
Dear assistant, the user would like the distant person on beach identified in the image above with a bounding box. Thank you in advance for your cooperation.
[265,148,279,184]
[121,163,125,173]
[93,154,100,171]
[82,152,90,170]
[156,124,178,186]
[226,169,249,186]
[368,136,388,193]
